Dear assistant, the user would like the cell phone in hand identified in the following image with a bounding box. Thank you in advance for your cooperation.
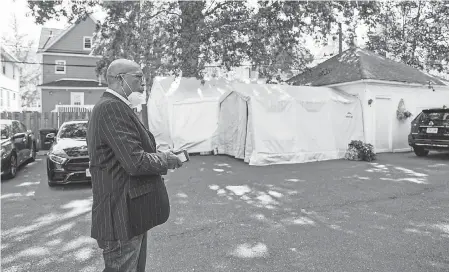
[174,149,189,162]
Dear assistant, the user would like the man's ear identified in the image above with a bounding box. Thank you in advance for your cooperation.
[116,75,124,87]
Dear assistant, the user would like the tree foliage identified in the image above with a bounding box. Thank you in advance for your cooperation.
[27,0,443,84]
[363,1,449,73]
[1,15,41,108]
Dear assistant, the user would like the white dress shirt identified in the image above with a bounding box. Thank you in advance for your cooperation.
[106,88,131,107]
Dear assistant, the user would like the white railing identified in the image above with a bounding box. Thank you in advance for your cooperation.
[53,104,95,113]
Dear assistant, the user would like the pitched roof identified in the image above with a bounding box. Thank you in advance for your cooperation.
[288,48,446,86]
[37,13,100,54]
[38,79,107,88]
[38,28,64,52]
[1,46,20,63]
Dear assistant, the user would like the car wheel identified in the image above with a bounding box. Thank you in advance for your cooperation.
[48,180,56,187]
[413,146,429,157]
[29,142,36,162]
[5,153,18,179]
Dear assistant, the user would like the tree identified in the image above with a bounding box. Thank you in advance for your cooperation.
[1,15,41,108]
[27,0,376,83]
[363,1,449,73]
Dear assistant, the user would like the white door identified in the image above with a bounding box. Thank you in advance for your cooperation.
[375,97,392,153]
[70,92,84,106]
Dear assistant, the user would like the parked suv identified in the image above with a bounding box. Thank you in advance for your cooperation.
[408,107,449,156]
[46,120,91,186]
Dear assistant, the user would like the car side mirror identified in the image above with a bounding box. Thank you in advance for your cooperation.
[13,133,25,139]
[12,133,25,143]
[46,133,56,139]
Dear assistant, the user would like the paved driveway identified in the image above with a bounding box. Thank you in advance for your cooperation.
[1,152,449,271]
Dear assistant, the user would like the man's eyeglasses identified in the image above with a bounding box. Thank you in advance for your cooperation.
[119,73,144,82]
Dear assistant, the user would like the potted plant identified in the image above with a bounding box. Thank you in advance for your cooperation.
[345,140,377,162]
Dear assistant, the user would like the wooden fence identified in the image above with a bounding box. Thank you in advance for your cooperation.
[1,111,91,145]
[1,110,145,144]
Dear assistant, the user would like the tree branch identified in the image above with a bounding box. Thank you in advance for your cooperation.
[150,9,180,19]
[204,1,229,17]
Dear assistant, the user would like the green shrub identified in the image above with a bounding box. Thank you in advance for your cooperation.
[344,140,377,162]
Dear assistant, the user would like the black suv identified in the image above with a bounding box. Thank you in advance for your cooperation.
[408,107,449,156]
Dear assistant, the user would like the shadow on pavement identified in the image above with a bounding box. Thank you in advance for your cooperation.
[48,182,92,191]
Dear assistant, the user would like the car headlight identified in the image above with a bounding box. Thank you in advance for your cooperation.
[48,149,68,165]
[49,154,68,165]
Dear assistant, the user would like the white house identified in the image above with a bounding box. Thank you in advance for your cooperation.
[0,46,21,112]
[288,48,449,153]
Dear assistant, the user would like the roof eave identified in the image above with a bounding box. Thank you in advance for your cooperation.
[38,85,107,89]
[325,79,444,88]
[1,46,20,63]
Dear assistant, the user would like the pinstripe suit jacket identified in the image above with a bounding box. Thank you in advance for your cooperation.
[87,91,170,241]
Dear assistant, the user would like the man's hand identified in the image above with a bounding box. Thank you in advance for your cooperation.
[164,151,183,170]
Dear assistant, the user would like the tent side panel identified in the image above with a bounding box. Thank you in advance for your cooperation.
[171,101,219,153]
[147,80,173,150]
[330,95,365,157]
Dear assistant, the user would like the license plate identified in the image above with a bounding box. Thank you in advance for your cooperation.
[426,128,438,134]
[86,169,91,177]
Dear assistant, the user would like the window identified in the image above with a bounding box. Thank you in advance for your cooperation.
[0,89,3,108]
[2,64,5,75]
[19,122,28,133]
[12,93,15,100]
[0,124,11,139]
[6,91,10,107]
[58,122,87,139]
[83,36,92,50]
[55,60,66,74]
[11,122,20,135]
[421,110,449,123]
[70,92,84,106]
[13,67,15,79]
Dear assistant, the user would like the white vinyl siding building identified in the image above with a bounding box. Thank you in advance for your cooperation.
[0,46,21,112]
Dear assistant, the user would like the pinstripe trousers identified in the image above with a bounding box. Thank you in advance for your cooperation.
[97,232,147,272]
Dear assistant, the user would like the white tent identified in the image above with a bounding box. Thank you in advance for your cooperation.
[212,83,365,166]
[147,76,233,153]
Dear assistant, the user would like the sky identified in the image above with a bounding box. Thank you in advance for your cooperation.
[1,0,70,50]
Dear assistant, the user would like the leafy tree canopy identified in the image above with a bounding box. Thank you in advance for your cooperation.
[363,0,449,74]
[28,0,378,83]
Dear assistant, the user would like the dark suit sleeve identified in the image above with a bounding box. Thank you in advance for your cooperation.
[99,100,168,176]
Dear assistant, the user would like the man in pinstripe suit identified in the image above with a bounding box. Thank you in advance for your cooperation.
[87,59,183,272]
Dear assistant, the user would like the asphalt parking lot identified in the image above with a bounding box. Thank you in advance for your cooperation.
[1,151,449,272]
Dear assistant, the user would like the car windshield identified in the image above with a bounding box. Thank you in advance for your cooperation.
[58,123,87,139]
[1,124,10,139]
